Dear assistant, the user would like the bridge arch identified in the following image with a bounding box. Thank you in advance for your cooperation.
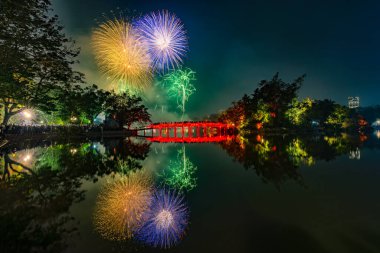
[135,121,235,143]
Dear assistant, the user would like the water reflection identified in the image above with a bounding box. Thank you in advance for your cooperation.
[136,189,189,249]
[160,145,198,191]
[93,171,153,240]
[0,138,150,252]
[1,133,380,252]
[219,133,374,188]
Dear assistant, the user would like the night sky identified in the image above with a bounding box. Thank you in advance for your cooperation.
[52,0,380,119]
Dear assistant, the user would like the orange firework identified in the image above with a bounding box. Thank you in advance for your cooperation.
[92,19,152,92]
[93,171,153,240]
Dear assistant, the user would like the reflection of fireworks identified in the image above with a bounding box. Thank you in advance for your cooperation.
[136,189,189,248]
[93,171,153,240]
[134,10,188,71]
[163,146,197,191]
[92,19,152,92]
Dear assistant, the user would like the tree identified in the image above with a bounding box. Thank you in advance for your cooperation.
[307,99,337,127]
[251,73,305,127]
[218,94,252,129]
[325,105,350,129]
[0,0,83,125]
[105,92,151,129]
[285,97,313,126]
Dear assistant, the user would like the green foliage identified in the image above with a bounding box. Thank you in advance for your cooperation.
[252,100,271,124]
[0,0,83,125]
[286,138,314,166]
[220,73,305,131]
[325,105,350,129]
[285,97,313,125]
[104,92,151,128]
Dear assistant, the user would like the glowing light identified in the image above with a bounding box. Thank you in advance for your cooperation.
[93,171,153,240]
[23,154,31,162]
[92,18,152,92]
[163,68,196,116]
[375,130,380,139]
[134,10,188,71]
[136,189,188,249]
[161,146,197,191]
[23,110,32,119]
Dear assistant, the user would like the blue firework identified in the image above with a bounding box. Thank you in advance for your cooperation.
[136,189,189,248]
[133,10,188,72]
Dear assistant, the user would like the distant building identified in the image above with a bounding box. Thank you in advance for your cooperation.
[349,148,361,160]
[348,97,360,109]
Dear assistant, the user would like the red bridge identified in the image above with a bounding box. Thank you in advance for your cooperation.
[136,121,235,143]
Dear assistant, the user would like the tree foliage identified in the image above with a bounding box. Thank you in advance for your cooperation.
[0,0,83,125]
[105,92,151,129]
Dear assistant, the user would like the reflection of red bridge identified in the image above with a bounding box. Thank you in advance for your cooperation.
[136,121,235,143]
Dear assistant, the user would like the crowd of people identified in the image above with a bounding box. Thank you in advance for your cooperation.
[0,124,104,138]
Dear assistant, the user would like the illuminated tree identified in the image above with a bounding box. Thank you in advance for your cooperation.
[163,68,196,117]
[325,105,350,129]
[218,94,251,130]
[161,145,197,191]
[285,97,313,126]
[252,100,271,126]
[251,73,305,127]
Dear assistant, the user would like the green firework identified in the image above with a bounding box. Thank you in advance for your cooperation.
[163,68,196,116]
[162,145,197,191]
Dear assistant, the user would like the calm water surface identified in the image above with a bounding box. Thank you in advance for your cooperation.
[1,133,380,253]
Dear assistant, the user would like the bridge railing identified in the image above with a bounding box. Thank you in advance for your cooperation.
[135,121,235,139]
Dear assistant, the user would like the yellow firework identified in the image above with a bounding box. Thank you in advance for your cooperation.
[93,171,153,240]
[92,19,152,92]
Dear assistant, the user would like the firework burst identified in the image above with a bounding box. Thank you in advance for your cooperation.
[163,67,196,116]
[92,18,152,92]
[136,189,189,248]
[134,10,188,72]
[93,171,153,240]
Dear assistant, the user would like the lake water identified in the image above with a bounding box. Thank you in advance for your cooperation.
[1,132,380,253]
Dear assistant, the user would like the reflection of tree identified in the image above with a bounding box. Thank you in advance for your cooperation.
[220,134,376,189]
[105,138,151,175]
[286,138,314,166]
[0,139,150,252]
[161,145,197,192]
[220,135,304,189]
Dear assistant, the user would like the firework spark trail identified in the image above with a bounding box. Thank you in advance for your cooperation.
[162,145,197,191]
[93,171,153,240]
[163,68,196,116]
[134,10,188,72]
[92,19,152,93]
[136,189,189,248]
